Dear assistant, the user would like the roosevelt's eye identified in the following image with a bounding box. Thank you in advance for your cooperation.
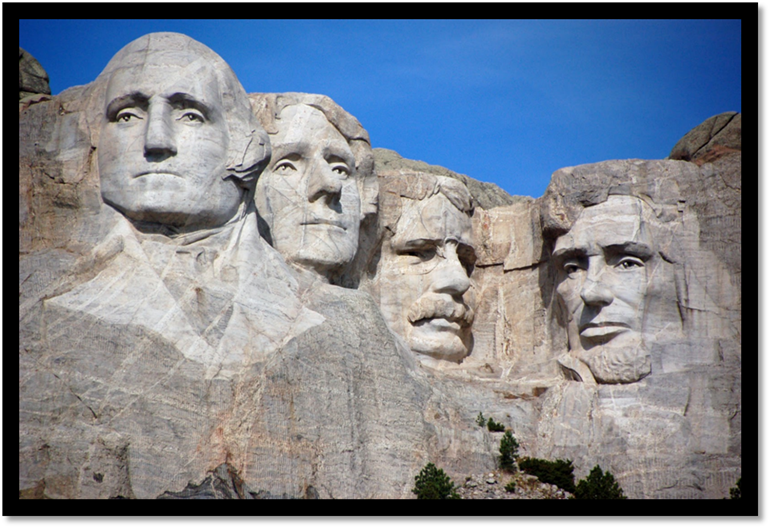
[400,246,437,262]
[178,110,205,124]
[617,257,644,270]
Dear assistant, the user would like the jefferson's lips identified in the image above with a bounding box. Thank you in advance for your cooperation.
[579,322,631,338]
[133,171,182,179]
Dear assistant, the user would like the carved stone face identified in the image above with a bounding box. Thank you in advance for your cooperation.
[378,190,475,362]
[256,104,361,279]
[98,55,240,229]
[553,196,656,362]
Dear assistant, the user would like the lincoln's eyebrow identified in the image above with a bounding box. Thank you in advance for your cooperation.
[603,242,654,260]
[552,246,586,260]
[105,92,149,119]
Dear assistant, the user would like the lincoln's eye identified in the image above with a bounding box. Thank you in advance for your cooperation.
[563,259,584,277]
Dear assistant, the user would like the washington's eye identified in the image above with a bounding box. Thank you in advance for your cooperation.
[116,110,141,123]
[179,110,205,123]
[617,257,644,270]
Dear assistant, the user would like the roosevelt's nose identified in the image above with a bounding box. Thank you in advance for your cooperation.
[144,101,177,159]
[579,259,613,306]
[430,243,471,296]
[306,160,342,204]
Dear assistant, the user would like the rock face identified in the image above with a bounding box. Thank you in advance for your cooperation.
[18,32,741,500]
[19,47,50,99]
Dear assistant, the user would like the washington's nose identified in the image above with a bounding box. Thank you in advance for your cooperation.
[430,246,471,296]
[144,102,177,159]
[307,161,342,203]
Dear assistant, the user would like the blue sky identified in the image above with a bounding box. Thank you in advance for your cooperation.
[19,19,742,199]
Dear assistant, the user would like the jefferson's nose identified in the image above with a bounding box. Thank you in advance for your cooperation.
[306,161,342,203]
[430,244,471,296]
[144,101,177,158]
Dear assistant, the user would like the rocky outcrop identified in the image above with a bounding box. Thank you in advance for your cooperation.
[669,111,741,165]
[19,47,50,97]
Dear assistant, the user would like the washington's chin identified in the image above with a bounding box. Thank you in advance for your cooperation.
[102,193,240,229]
[408,319,469,362]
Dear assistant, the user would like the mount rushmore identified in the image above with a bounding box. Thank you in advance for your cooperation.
[19,33,741,500]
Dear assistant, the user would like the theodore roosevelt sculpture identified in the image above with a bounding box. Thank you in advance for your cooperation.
[251,93,377,285]
[371,173,476,364]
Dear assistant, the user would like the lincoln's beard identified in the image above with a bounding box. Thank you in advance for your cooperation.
[577,338,651,384]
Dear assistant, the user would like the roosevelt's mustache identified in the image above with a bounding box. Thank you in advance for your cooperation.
[407,294,474,327]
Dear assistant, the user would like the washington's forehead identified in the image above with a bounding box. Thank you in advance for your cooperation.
[105,58,221,106]
[394,193,473,246]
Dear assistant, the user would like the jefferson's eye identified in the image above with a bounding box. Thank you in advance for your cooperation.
[274,160,297,173]
[617,257,644,270]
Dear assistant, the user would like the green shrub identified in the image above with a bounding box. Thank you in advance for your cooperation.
[487,417,505,432]
[573,465,627,499]
[518,457,575,494]
[504,481,516,493]
[729,477,741,500]
[498,431,520,471]
[412,463,460,499]
[476,412,486,427]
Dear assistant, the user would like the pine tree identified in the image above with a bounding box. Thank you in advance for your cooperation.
[573,465,627,499]
[498,431,520,471]
[412,463,460,499]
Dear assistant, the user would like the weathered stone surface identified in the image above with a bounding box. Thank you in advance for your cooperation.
[18,33,495,500]
[669,112,741,165]
[374,148,522,210]
[19,47,50,99]
[18,34,741,501]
